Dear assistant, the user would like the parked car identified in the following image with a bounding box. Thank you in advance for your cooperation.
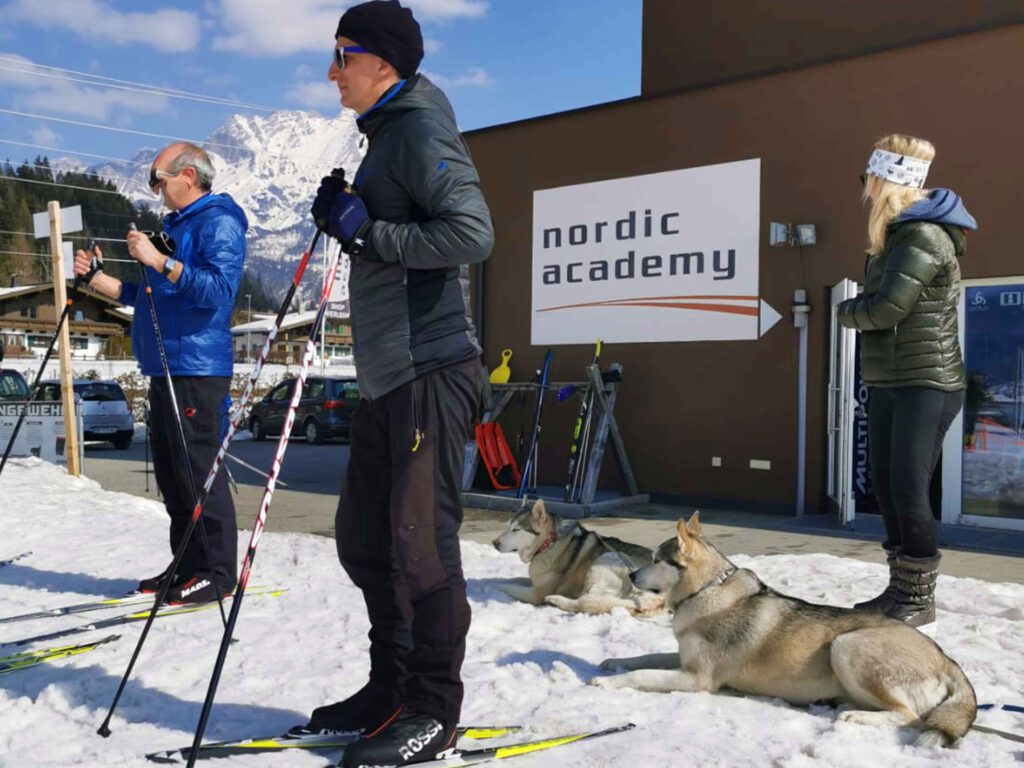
[248,376,359,444]
[0,368,30,401]
[35,379,135,449]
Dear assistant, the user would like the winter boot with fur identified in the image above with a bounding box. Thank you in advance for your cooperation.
[853,544,899,612]
[885,551,940,628]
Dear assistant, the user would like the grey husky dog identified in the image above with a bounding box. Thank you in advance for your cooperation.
[491,500,663,616]
[593,513,976,747]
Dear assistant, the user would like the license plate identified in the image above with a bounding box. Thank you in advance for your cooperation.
[92,426,117,434]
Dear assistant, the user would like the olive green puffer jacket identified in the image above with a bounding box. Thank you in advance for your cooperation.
[837,221,966,391]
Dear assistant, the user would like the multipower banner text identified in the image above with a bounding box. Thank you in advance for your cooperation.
[531,158,761,345]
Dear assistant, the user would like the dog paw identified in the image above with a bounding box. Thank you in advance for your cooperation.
[589,674,622,689]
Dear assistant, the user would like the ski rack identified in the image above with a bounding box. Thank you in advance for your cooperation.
[462,363,647,519]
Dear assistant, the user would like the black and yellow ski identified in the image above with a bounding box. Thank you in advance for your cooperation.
[5,588,287,647]
[0,634,119,675]
[145,725,522,763]
[394,723,635,768]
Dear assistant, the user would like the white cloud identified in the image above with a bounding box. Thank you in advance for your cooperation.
[1,0,201,53]
[404,0,487,21]
[208,0,486,56]
[29,124,60,146]
[294,64,314,79]
[423,37,444,54]
[0,53,171,121]
[421,66,493,89]
[286,80,340,110]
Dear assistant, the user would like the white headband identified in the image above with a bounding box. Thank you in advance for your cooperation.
[865,148,930,189]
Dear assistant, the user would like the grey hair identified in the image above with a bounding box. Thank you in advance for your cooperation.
[168,143,216,191]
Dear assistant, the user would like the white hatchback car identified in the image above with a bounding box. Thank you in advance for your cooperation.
[36,379,135,449]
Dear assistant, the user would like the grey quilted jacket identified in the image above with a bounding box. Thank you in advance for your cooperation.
[837,221,966,391]
[349,75,494,400]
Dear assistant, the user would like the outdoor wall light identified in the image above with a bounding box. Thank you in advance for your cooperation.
[769,222,817,247]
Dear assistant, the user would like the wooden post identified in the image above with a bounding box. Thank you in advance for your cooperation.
[48,201,80,476]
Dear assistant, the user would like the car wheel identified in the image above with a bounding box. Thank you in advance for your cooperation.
[304,419,322,444]
[112,434,132,450]
[250,417,265,441]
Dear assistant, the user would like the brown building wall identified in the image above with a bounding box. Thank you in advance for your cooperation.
[642,0,1024,97]
[465,23,1024,511]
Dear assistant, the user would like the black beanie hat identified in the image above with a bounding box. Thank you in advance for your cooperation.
[336,0,423,79]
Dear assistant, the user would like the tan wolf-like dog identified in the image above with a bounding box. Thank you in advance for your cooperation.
[491,500,663,616]
[593,513,977,747]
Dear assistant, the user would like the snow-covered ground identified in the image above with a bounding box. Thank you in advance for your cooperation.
[1,459,1022,768]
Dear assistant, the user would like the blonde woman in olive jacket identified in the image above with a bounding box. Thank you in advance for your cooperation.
[837,134,976,629]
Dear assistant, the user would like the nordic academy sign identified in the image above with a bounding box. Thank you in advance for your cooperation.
[531,158,781,344]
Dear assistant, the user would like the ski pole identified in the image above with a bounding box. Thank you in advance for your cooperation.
[563,340,602,502]
[98,224,324,735]
[517,349,553,498]
[183,233,345,768]
[0,242,98,479]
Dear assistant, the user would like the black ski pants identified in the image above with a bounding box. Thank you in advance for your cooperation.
[149,376,237,586]
[868,385,964,558]
[335,360,480,727]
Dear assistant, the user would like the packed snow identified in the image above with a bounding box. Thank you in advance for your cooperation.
[1,458,1022,767]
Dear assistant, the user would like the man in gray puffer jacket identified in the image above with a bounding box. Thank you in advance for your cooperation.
[303,3,493,766]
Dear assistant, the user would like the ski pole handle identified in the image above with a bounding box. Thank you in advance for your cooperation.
[313,167,348,231]
[73,241,101,292]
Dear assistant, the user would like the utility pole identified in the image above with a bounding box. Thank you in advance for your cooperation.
[46,202,80,476]
[245,293,252,363]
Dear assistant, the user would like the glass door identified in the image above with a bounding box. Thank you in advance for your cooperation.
[827,279,860,525]
[942,277,1024,531]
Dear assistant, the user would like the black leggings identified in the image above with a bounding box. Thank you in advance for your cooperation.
[868,386,964,558]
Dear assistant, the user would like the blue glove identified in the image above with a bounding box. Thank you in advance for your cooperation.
[327,191,372,255]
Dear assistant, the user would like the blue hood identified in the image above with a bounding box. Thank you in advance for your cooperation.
[895,188,977,231]
[164,192,249,232]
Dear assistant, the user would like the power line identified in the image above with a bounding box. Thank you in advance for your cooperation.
[0,174,125,195]
[0,56,281,112]
[0,62,278,113]
[0,230,129,243]
[0,107,325,160]
[0,137,149,167]
[0,160,136,187]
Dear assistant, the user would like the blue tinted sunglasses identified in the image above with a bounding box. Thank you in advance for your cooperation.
[333,45,369,69]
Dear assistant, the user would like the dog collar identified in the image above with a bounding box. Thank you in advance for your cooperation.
[533,530,558,557]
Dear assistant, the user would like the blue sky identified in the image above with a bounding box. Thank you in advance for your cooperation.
[0,0,641,173]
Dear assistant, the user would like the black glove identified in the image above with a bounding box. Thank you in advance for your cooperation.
[311,168,347,232]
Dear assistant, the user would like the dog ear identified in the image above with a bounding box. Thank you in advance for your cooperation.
[685,511,703,539]
[531,499,548,526]
[676,516,690,543]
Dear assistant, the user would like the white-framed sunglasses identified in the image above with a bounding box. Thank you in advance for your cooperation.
[333,45,369,70]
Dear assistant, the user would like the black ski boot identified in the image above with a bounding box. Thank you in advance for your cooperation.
[297,681,404,737]
[138,567,173,593]
[853,544,899,612]
[884,551,940,628]
[163,575,236,605]
[341,707,456,768]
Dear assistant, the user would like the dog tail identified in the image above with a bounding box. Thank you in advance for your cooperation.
[917,658,977,748]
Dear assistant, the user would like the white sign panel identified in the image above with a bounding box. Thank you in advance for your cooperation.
[32,205,83,239]
[532,159,762,345]
[0,402,83,467]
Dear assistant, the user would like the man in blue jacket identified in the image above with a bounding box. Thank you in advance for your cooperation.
[73,142,247,605]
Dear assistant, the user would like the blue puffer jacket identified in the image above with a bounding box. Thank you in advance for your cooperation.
[119,193,247,377]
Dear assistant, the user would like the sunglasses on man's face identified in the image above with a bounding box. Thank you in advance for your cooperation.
[148,167,180,191]
[333,45,369,70]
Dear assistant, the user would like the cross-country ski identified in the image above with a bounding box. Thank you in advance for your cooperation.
[146,725,521,763]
